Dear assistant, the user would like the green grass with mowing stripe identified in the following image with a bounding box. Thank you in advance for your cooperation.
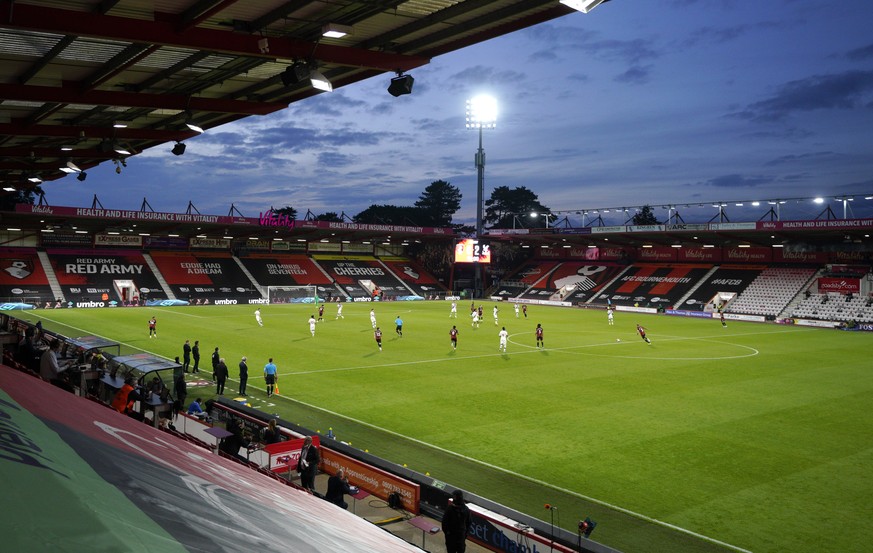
[15,302,873,553]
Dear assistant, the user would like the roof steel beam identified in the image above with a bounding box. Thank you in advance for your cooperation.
[0,4,429,72]
[0,82,287,115]
[0,122,198,141]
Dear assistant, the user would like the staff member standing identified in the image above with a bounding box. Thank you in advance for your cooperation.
[442,490,472,553]
[238,356,248,396]
[264,358,278,398]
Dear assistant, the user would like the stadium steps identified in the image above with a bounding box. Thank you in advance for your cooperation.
[778,267,825,319]
[232,255,266,297]
[673,265,720,309]
[36,249,65,302]
[375,258,418,296]
[586,264,635,304]
[141,253,177,300]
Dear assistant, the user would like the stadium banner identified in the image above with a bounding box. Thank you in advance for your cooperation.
[597,246,630,261]
[628,224,664,232]
[678,247,722,262]
[244,239,272,251]
[637,246,677,262]
[143,236,189,249]
[40,232,94,247]
[535,247,599,260]
[94,234,143,247]
[445,295,461,301]
[794,318,841,328]
[591,225,626,234]
[486,228,529,236]
[758,218,873,231]
[343,243,374,254]
[856,323,873,332]
[817,277,861,294]
[536,248,564,259]
[665,223,709,231]
[189,237,230,249]
[513,297,572,307]
[772,249,829,263]
[615,305,658,314]
[832,251,872,263]
[723,246,772,263]
[308,241,342,252]
[665,309,712,319]
[725,313,766,322]
[320,447,421,514]
[467,504,577,553]
[554,227,592,235]
[0,368,420,553]
[829,265,870,275]
[293,219,454,235]
[15,203,256,226]
[709,222,756,230]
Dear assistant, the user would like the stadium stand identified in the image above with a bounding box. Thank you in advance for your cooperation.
[238,253,335,295]
[149,251,261,303]
[46,248,167,305]
[677,266,766,311]
[380,258,447,298]
[0,247,54,303]
[313,255,417,299]
[593,264,714,308]
[493,260,560,299]
[726,267,818,317]
[791,293,873,323]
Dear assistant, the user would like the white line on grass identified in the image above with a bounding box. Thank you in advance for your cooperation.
[275,392,755,553]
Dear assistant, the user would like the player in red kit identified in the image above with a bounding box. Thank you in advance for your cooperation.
[449,326,458,350]
[148,317,157,338]
[374,327,383,351]
[535,324,544,348]
[636,324,651,344]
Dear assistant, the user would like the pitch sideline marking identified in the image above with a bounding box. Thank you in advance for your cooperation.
[281,393,754,553]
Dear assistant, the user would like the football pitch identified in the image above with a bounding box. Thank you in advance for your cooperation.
[16,302,873,553]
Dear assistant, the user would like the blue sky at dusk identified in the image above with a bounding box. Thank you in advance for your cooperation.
[47,0,873,226]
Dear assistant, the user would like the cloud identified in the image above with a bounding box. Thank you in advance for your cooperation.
[704,174,772,187]
[524,25,659,66]
[845,42,873,61]
[732,70,873,122]
[614,65,653,84]
[682,20,791,47]
[764,151,840,166]
[444,65,528,93]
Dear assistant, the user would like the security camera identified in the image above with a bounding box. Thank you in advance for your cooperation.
[115,165,122,174]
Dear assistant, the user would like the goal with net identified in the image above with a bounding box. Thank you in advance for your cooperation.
[266,285,323,304]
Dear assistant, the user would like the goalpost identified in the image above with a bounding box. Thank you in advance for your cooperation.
[266,285,322,304]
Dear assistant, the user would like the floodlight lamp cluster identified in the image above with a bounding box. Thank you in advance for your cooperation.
[465,95,498,129]
[281,61,332,92]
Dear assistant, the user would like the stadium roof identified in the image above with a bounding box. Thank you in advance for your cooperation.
[0,0,581,193]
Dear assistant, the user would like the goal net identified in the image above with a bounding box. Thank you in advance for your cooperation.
[267,285,322,304]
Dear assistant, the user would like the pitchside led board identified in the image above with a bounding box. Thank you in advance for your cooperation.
[454,239,491,264]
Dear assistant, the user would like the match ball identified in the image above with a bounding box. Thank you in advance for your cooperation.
[616,338,621,342]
